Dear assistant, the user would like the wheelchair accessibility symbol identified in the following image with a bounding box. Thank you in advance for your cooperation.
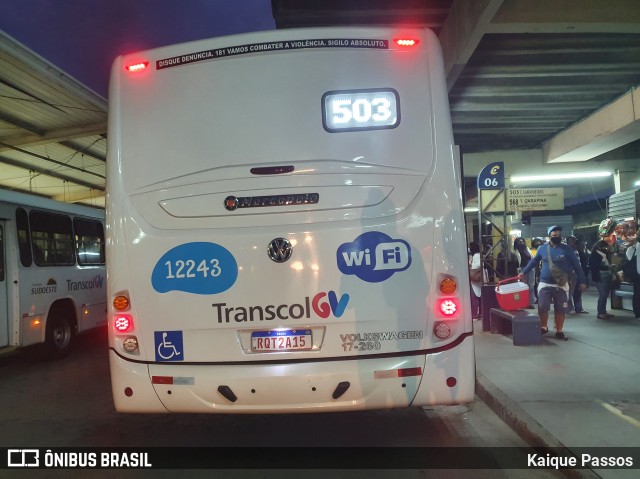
[154,331,184,362]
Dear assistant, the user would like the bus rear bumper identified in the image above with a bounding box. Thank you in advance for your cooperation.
[412,333,475,406]
[109,350,168,413]
[109,334,474,413]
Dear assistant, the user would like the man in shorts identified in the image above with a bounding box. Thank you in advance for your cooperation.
[519,226,588,341]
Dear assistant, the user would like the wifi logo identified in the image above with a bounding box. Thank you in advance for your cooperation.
[337,231,412,283]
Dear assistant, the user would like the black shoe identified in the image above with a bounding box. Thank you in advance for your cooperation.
[576,310,589,314]
[555,332,568,341]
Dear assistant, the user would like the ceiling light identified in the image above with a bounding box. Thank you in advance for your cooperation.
[511,171,612,182]
[634,180,640,187]
[464,207,479,213]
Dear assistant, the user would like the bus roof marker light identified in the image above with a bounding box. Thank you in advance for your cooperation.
[125,62,149,73]
[394,38,419,47]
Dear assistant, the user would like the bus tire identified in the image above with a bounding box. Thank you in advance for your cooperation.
[43,305,76,360]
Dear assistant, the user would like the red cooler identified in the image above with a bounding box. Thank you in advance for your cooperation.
[495,277,530,310]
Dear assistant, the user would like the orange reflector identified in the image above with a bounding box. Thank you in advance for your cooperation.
[374,367,423,379]
[394,38,419,47]
[152,376,174,385]
[125,62,149,72]
[440,278,457,294]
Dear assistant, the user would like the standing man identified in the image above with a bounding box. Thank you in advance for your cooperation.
[625,229,640,319]
[566,235,588,314]
[513,237,535,309]
[520,226,588,341]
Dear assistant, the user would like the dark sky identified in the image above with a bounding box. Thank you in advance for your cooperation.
[0,0,276,98]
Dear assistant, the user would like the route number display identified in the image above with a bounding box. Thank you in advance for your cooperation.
[322,89,399,132]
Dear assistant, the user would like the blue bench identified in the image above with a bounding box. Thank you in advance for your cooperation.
[612,282,633,311]
[490,308,542,346]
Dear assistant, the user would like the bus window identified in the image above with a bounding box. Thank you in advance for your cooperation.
[0,224,4,281]
[16,208,32,267]
[29,211,74,266]
[74,218,105,265]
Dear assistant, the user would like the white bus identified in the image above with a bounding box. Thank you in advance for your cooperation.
[107,27,474,413]
[0,189,106,359]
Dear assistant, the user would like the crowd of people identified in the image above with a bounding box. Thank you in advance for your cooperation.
[468,217,640,341]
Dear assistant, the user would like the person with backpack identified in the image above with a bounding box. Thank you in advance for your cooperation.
[590,217,619,320]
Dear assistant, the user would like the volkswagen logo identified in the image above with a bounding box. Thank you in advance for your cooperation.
[267,238,293,263]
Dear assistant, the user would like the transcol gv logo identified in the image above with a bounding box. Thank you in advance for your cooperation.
[212,290,349,323]
[337,231,411,283]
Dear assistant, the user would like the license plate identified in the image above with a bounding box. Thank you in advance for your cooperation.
[251,329,312,352]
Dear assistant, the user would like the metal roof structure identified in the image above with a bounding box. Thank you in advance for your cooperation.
[271,0,640,170]
[1,1,639,208]
[0,31,107,207]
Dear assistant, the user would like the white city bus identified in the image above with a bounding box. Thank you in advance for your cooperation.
[107,27,474,413]
[0,189,106,359]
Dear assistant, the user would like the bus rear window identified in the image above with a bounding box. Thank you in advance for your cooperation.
[74,218,105,265]
[29,211,74,266]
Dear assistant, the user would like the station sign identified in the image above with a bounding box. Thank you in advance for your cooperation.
[477,162,504,190]
[507,188,564,211]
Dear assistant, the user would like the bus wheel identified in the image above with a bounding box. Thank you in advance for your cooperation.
[43,309,75,360]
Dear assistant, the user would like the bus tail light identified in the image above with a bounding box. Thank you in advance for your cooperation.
[114,314,134,333]
[437,298,459,317]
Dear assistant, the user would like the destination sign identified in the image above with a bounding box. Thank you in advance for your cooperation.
[507,188,564,211]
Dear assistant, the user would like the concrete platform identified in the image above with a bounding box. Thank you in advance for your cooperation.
[474,290,640,479]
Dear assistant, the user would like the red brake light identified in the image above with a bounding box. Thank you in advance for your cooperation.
[438,298,458,316]
[395,38,419,47]
[125,62,149,73]
[114,314,133,332]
